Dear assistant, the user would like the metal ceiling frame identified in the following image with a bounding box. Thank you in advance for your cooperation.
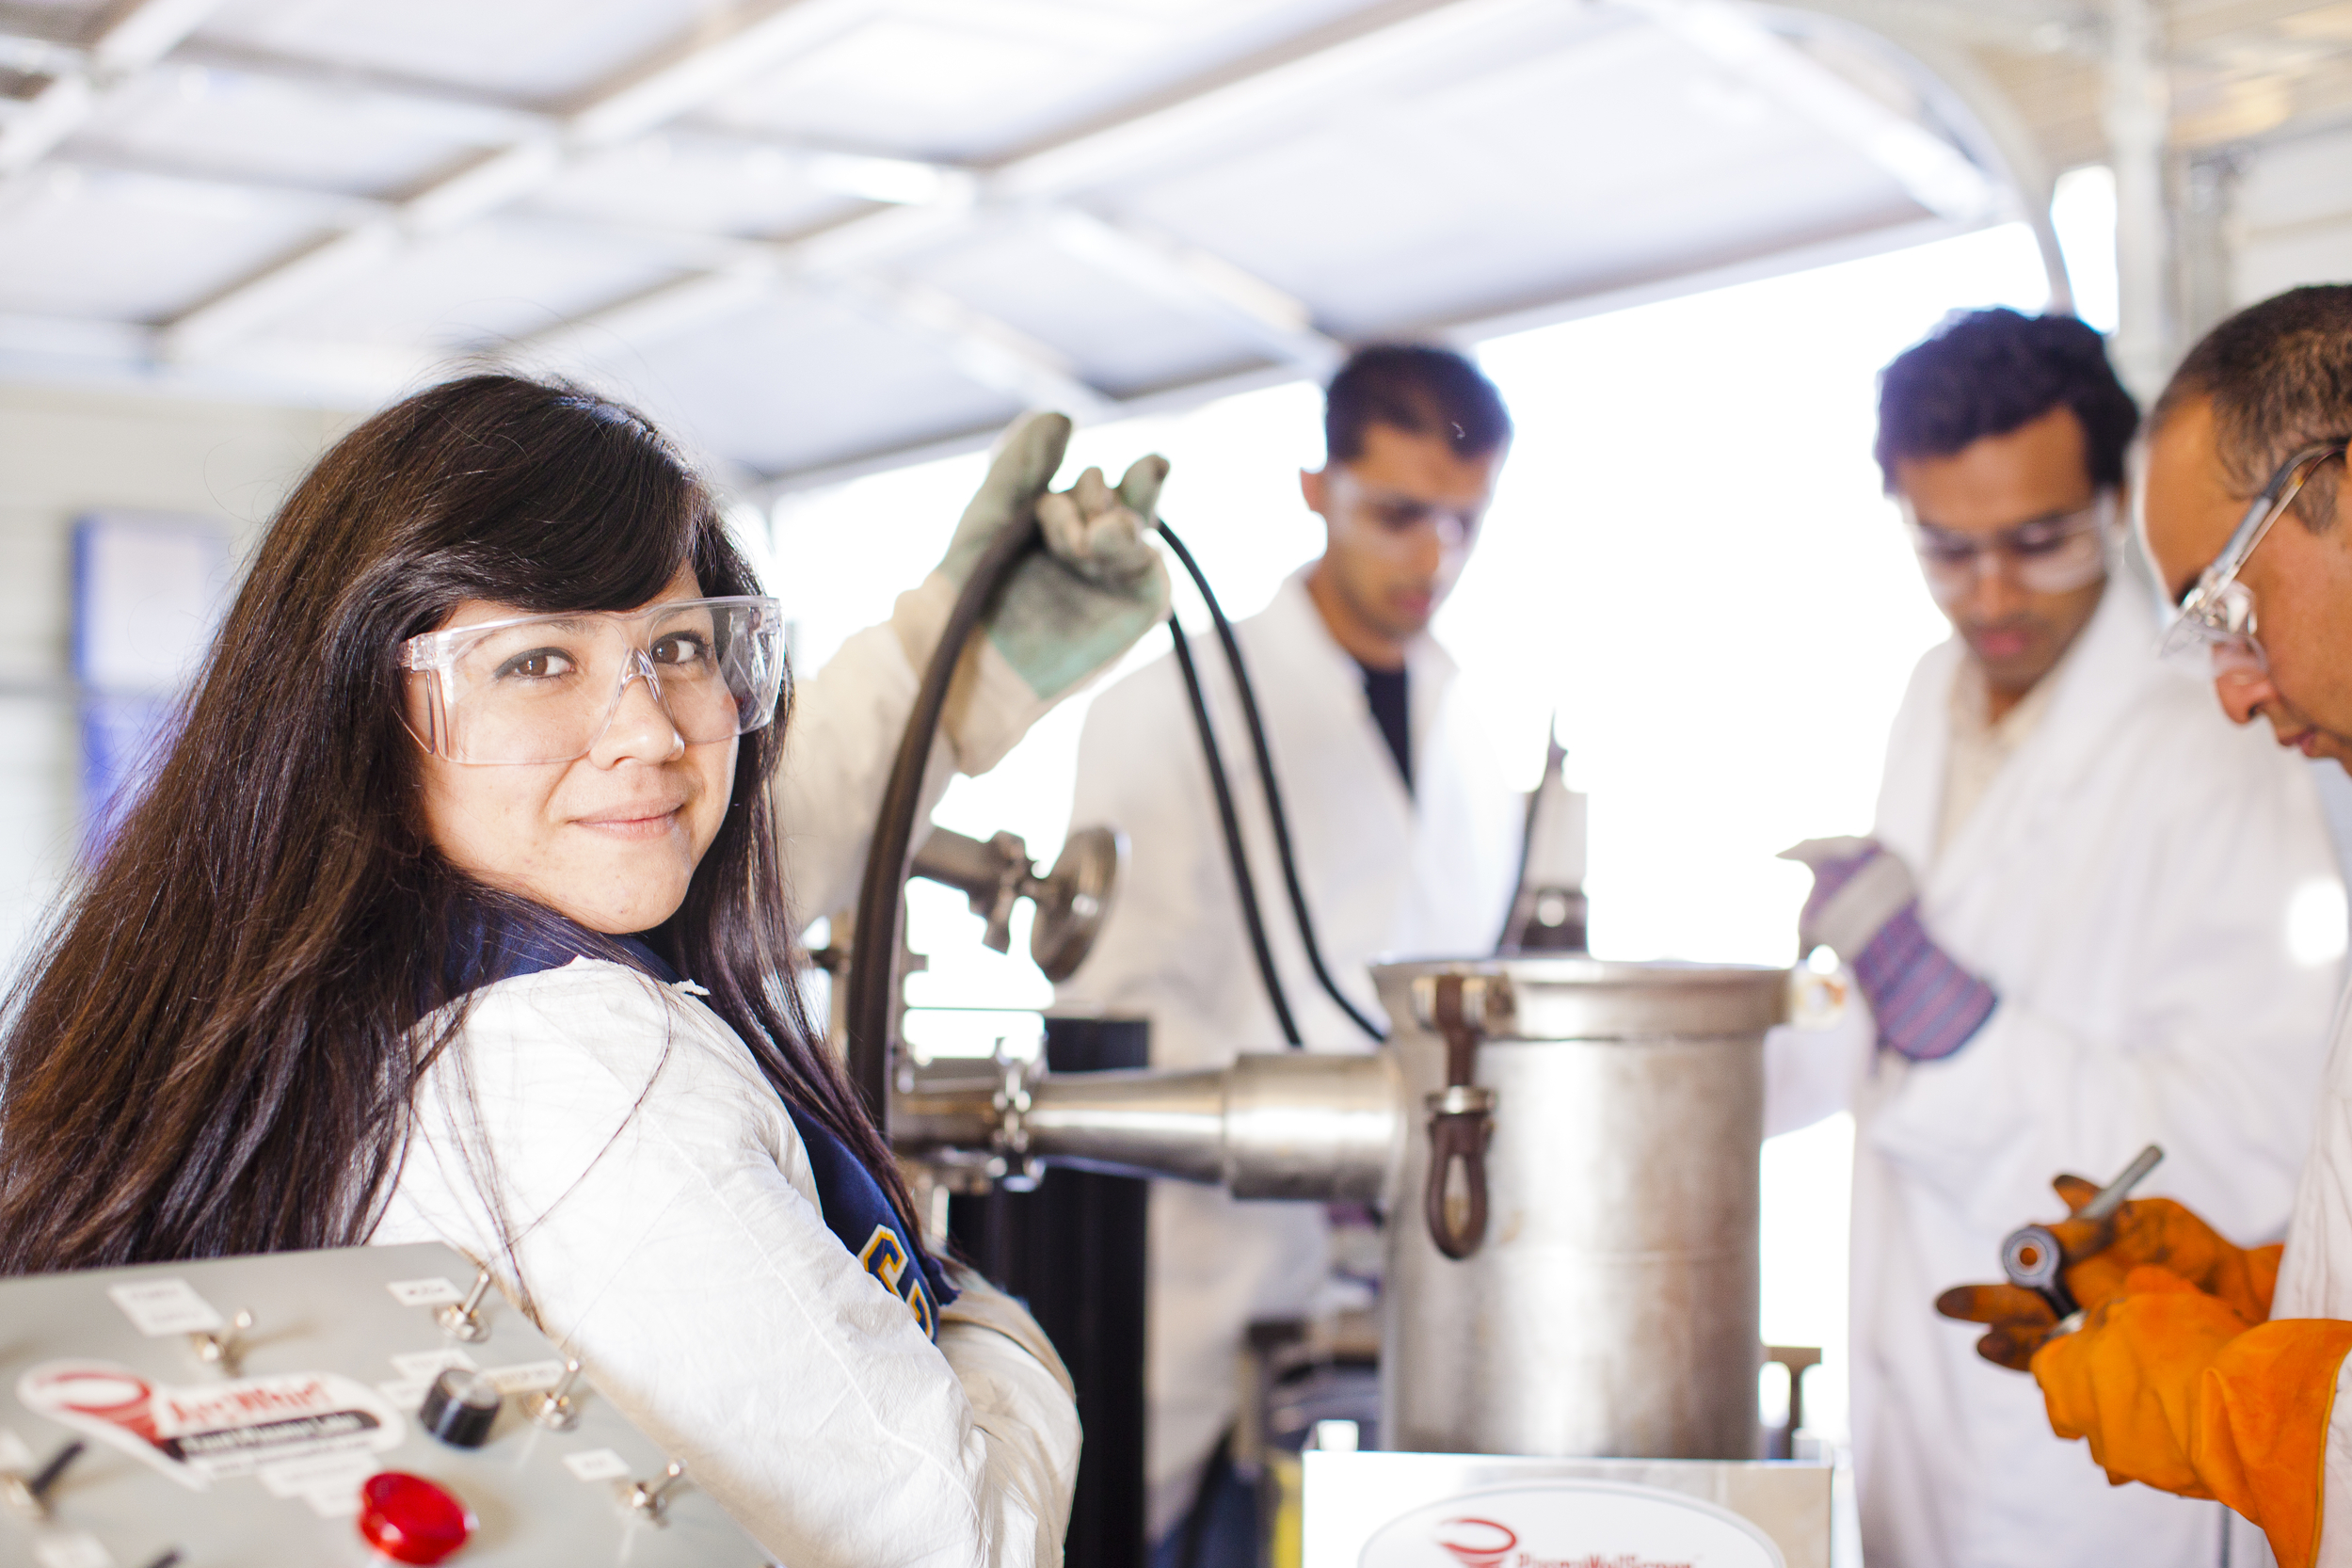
[0,0,2052,485]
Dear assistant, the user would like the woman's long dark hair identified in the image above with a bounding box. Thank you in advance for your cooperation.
[0,373,914,1272]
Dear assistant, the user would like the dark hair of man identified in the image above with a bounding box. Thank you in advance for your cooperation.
[2152,284,2352,530]
[1874,308,2140,493]
[1324,343,1512,464]
[0,373,916,1275]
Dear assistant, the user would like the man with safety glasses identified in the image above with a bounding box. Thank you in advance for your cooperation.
[1943,285,2352,1568]
[1059,344,1524,1566]
[1774,307,2341,1568]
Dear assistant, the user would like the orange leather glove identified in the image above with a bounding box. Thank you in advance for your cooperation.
[1936,1176,2283,1368]
[2045,1175,2281,1321]
[2031,1266,2352,1568]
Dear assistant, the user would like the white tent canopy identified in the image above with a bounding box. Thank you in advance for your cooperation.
[0,0,2035,486]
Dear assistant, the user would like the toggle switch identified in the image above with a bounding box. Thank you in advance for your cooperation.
[531,1357,584,1431]
[626,1460,686,1523]
[188,1308,254,1376]
[1,1437,84,1519]
[437,1268,493,1344]
[358,1472,475,1564]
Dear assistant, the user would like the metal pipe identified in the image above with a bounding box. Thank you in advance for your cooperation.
[1028,1052,1400,1201]
[1024,1067,1229,1183]
[897,1050,1402,1201]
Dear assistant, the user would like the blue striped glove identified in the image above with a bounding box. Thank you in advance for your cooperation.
[1780,837,1996,1063]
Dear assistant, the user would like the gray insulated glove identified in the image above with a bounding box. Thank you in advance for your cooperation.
[938,411,1172,703]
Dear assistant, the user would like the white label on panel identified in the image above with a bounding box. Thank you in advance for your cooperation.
[105,1278,223,1336]
[483,1359,566,1395]
[390,1349,476,1382]
[565,1448,632,1482]
[386,1277,464,1307]
[1355,1481,1785,1568]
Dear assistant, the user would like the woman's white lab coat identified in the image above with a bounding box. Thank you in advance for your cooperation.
[1768,582,2342,1568]
[373,957,1080,1568]
[1055,570,1524,1541]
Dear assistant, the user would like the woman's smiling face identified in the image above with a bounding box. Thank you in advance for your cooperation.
[408,568,736,935]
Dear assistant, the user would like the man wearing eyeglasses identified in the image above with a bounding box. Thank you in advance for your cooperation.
[1775,308,2341,1568]
[1937,285,2352,1568]
[1058,344,1524,1566]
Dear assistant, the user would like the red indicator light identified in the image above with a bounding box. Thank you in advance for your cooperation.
[358,1471,475,1563]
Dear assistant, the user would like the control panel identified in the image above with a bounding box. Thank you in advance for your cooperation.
[0,1241,777,1567]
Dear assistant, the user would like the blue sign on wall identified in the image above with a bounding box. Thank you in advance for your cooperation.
[72,514,232,858]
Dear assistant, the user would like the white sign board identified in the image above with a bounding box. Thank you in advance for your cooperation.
[1305,1451,1832,1568]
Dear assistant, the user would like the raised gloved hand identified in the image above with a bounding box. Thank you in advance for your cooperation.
[1937,1179,2284,1369]
[1778,836,1996,1062]
[2028,1265,2352,1568]
[892,411,1172,773]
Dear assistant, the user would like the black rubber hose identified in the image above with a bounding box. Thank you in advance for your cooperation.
[1157,522,1386,1044]
[844,512,1040,1123]
[1167,611,1303,1047]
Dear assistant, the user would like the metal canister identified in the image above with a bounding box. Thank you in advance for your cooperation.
[1374,956,1788,1461]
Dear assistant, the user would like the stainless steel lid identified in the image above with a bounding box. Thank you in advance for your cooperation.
[1371,955,1792,1041]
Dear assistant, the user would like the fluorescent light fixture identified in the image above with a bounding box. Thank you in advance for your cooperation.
[803,152,966,206]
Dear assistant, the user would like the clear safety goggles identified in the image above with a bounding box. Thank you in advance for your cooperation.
[1902,491,2114,603]
[2155,440,2348,678]
[400,595,787,765]
[1331,470,1482,551]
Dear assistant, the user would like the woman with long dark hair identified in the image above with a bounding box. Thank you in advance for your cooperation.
[0,373,1168,1566]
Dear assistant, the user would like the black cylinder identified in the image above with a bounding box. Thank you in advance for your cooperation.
[419,1367,501,1448]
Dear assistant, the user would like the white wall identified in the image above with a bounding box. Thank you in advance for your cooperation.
[2229,122,2352,310]
[0,383,350,967]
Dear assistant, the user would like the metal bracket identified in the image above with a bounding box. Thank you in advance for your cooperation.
[1423,973,1501,1261]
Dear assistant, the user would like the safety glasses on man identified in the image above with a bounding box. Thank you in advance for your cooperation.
[1901,491,2114,604]
[401,595,787,765]
[2153,440,2348,677]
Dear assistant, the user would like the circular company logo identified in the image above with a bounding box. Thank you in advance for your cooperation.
[26,1364,161,1441]
[1435,1517,1517,1568]
[1357,1480,1786,1568]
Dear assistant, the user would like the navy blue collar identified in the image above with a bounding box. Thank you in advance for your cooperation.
[447,900,956,1330]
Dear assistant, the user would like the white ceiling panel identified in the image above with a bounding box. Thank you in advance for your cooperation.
[261,216,694,347]
[0,167,339,319]
[895,217,1269,395]
[1109,20,1927,335]
[62,60,508,194]
[620,290,1022,473]
[697,0,1371,160]
[194,0,717,102]
[524,130,866,237]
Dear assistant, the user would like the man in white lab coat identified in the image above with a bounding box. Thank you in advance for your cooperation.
[1941,284,2352,1568]
[1773,308,2343,1568]
[1057,345,1526,1564]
